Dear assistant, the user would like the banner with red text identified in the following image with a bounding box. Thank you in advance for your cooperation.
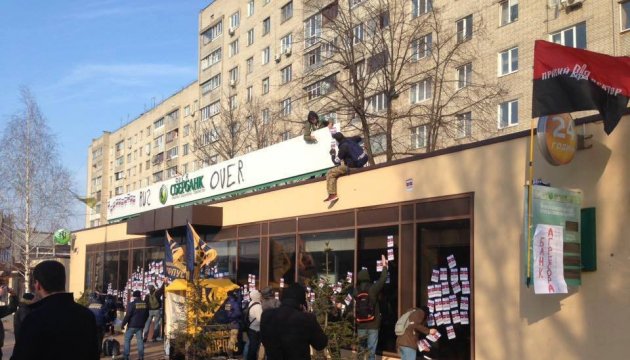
[533,224,567,294]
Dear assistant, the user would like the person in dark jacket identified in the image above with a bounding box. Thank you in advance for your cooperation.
[355,256,388,360]
[10,260,99,360]
[142,284,164,342]
[396,306,437,360]
[260,283,327,360]
[224,290,242,359]
[324,132,368,202]
[88,292,108,355]
[303,111,331,143]
[122,290,149,360]
[12,293,33,345]
[0,286,17,360]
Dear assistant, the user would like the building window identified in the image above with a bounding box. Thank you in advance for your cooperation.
[115,186,124,195]
[167,166,178,178]
[281,98,292,116]
[229,67,239,84]
[229,39,239,57]
[262,77,270,94]
[500,0,519,26]
[201,74,221,94]
[281,1,294,22]
[412,0,432,17]
[202,21,223,44]
[457,112,472,138]
[154,118,164,129]
[154,135,164,149]
[411,125,427,149]
[456,15,473,43]
[165,129,178,143]
[457,63,472,89]
[246,57,254,73]
[183,143,189,155]
[370,133,386,154]
[623,2,630,31]
[237,239,260,287]
[280,130,291,141]
[166,146,178,160]
[410,78,432,103]
[280,33,293,54]
[498,99,519,128]
[550,22,586,49]
[304,14,322,47]
[498,47,518,76]
[367,92,388,113]
[247,0,255,16]
[247,28,255,46]
[201,48,222,70]
[413,33,432,60]
[281,65,292,84]
[230,11,240,29]
[247,86,253,102]
[201,101,221,121]
[305,47,322,71]
[115,171,124,181]
[228,95,238,110]
[183,125,190,136]
[184,105,191,117]
[353,23,364,44]
[262,46,271,64]
[263,17,271,36]
[262,108,270,124]
[351,0,366,7]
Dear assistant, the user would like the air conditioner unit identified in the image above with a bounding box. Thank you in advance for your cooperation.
[274,53,281,62]
[229,79,236,87]
[561,0,583,8]
[285,47,292,56]
[228,27,235,36]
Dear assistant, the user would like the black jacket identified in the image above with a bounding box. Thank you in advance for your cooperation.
[332,136,363,168]
[12,302,31,344]
[122,298,149,329]
[260,300,327,360]
[10,293,99,360]
[0,295,17,347]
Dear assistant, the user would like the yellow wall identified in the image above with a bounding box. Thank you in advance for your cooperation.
[71,116,630,359]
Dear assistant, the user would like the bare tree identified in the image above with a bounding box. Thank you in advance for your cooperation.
[299,0,505,162]
[192,95,280,165]
[0,87,73,287]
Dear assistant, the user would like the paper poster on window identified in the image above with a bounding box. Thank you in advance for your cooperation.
[387,248,395,261]
[431,269,440,283]
[387,235,394,248]
[418,339,431,352]
[376,260,383,272]
[439,268,448,281]
[447,254,457,268]
[533,224,568,294]
[446,325,456,339]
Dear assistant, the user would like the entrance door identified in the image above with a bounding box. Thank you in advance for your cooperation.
[417,220,471,360]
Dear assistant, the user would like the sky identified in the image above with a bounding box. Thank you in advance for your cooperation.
[0,0,210,230]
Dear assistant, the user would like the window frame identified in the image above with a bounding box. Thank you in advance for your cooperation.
[413,33,432,61]
[457,63,472,89]
[549,22,587,49]
[281,1,294,23]
[280,33,293,54]
[262,46,271,65]
[281,65,293,84]
[623,2,630,31]
[498,99,519,129]
[230,11,240,29]
[263,17,271,36]
[498,47,519,76]
[229,39,239,57]
[247,28,255,46]
[262,77,270,94]
[456,14,473,43]
[456,112,472,138]
[281,98,292,116]
[412,0,432,18]
[410,78,433,104]
[411,125,427,149]
[500,0,519,26]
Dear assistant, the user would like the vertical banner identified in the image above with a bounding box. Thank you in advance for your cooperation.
[524,185,583,288]
[533,224,567,294]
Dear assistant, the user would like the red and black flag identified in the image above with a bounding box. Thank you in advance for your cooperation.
[532,40,630,134]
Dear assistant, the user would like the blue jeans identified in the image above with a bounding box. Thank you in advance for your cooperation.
[124,327,144,358]
[400,346,417,360]
[357,328,379,360]
[143,309,162,340]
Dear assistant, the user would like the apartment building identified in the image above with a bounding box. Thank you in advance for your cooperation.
[86,0,630,226]
[85,82,199,227]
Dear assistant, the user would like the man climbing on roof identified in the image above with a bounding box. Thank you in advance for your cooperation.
[324,132,369,202]
[303,111,331,143]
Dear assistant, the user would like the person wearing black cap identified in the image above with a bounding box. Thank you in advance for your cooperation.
[260,283,327,359]
[121,290,149,360]
[303,111,331,143]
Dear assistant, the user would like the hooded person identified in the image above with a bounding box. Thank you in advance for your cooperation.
[355,256,389,360]
[260,287,280,311]
[324,132,368,202]
[303,111,331,143]
[260,283,327,360]
[245,290,263,360]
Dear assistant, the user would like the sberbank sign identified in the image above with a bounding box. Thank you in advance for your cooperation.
[171,176,204,199]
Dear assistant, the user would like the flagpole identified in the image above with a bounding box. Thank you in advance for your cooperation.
[526,118,536,288]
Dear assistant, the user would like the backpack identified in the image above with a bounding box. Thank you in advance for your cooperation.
[344,140,368,168]
[394,309,417,336]
[102,338,121,356]
[240,301,260,330]
[355,291,375,323]
[148,293,160,309]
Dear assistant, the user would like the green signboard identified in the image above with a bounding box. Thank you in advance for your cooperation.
[525,185,583,287]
